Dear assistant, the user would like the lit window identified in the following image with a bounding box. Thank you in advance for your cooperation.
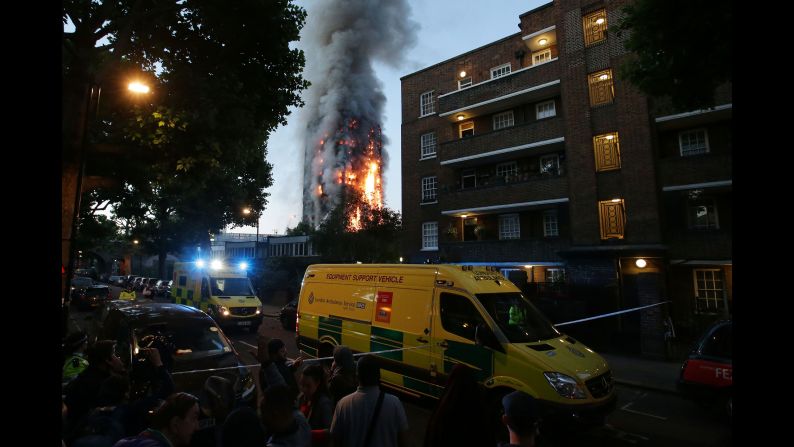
[420,90,435,116]
[490,63,511,79]
[598,199,625,239]
[593,132,621,171]
[493,111,514,130]
[583,9,608,46]
[694,269,725,314]
[422,222,438,250]
[679,129,709,156]
[536,100,556,119]
[421,176,438,202]
[459,121,474,138]
[532,48,552,65]
[458,77,472,89]
[545,268,565,283]
[688,198,719,230]
[588,69,614,106]
[499,214,520,240]
[543,210,559,237]
[420,132,437,159]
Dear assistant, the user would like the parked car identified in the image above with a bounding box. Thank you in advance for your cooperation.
[94,301,256,405]
[70,276,95,300]
[75,268,98,281]
[154,280,172,298]
[677,319,732,421]
[132,277,147,291]
[279,299,297,331]
[71,284,112,310]
[108,275,126,286]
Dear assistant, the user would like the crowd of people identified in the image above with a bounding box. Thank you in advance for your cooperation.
[62,332,543,447]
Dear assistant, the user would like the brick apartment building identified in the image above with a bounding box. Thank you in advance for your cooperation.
[400,0,731,358]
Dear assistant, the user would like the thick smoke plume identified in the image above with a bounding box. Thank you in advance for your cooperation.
[300,0,419,227]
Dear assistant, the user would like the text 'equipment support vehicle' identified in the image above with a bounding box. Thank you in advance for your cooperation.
[296,264,616,426]
[172,260,263,332]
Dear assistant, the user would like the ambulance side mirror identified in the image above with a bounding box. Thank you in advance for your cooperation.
[475,323,504,353]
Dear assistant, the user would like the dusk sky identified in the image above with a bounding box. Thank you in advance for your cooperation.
[245,0,550,235]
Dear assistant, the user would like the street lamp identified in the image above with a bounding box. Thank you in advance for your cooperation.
[63,80,151,308]
[243,207,260,257]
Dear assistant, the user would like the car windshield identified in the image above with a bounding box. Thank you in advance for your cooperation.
[210,277,254,296]
[72,277,93,287]
[475,292,560,343]
[134,320,232,361]
[85,288,107,297]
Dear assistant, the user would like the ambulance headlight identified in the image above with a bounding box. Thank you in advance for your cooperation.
[544,372,587,399]
[239,262,248,270]
[219,305,230,317]
[210,260,223,270]
[196,259,206,268]
[255,306,262,315]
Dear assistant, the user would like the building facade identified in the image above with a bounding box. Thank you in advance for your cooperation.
[400,0,731,358]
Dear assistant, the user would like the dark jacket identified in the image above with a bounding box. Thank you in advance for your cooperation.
[328,368,357,405]
[298,392,334,430]
[112,429,171,447]
[65,367,112,430]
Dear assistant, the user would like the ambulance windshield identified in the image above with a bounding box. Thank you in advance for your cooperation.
[475,292,560,343]
[209,277,255,296]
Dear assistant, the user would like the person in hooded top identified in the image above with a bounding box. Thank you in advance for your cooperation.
[327,346,357,405]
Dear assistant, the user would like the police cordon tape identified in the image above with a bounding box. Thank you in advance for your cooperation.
[169,344,431,376]
[553,300,671,327]
[171,301,670,376]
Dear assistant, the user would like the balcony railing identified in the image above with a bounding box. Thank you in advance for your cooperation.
[659,153,732,188]
[438,60,560,115]
[440,171,568,211]
[439,118,564,164]
[440,238,570,263]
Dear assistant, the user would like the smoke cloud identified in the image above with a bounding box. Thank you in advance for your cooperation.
[300,0,419,227]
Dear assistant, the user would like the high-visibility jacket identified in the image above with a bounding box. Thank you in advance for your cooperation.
[63,353,88,384]
[119,290,136,301]
[508,305,527,326]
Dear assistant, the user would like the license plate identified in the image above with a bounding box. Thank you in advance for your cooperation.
[237,321,251,326]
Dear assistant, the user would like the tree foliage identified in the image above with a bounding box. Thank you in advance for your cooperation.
[63,0,310,277]
[312,192,402,263]
[616,0,732,110]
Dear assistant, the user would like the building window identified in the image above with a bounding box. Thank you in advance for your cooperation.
[532,48,552,65]
[545,268,565,283]
[540,154,559,175]
[588,69,614,106]
[543,210,559,237]
[460,169,476,189]
[492,111,514,130]
[593,132,621,171]
[490,63,511,79]
[420,90,435,116]
[458,77,472,89]
[536,100,556,119]
[421,176,438,202]
[688,198,719,230]
[459,121,474,138]
[420,132,437,159]
[499,214,520,240]
[496,161,518,178]
[422,222,438,250]
[598,199,625,239]
[679,129,709,156]
[694,269,725,314]
[583,9,608,46]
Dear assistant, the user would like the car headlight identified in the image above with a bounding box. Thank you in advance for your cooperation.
[255,306,262,315]
[219,305,230,316]
[544,372,587,399]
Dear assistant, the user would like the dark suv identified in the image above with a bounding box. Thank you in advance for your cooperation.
[677,320,732,420]
[95,301,256,405]
[72,282,111,310]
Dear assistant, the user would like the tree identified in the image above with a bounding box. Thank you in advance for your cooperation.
[286,220,316,236]
[616,0,732,110]
[63,0,310,278]
[312,192,402,263]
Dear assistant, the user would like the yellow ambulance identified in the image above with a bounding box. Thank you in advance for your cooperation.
[172,260,263,332]
[296,264,616,423]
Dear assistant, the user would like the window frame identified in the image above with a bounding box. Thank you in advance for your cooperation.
[543,210,559,237]
[495,161,518,178]
[490,63,512,79]
[588,69,615,106]
[693,269,725,314]
[492,110,515,130]
[460,169,477,189]
[583,9,608,46]
[536,100,556,120]
[678,128,710,157]
[459,121,474,138]
[598,199,626,239]
[420,90,435,117]
[498,214,521,240]
[539,154,560,175]
[688,198,720,230]
[458,77,473,89]
[422,222,438,250]
[421,176,438,203]
[420,132,437,159]
[593,132,621,171]
[532,48,552,65]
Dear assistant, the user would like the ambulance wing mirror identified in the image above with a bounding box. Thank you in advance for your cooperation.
[475,323,504,353]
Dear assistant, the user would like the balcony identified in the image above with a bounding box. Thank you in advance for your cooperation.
[666,230,732,260]
[440,238,570,263]
[440,173,568,212]
[438,60,560,120]
[439,118,564,166]
[659,153,732,188]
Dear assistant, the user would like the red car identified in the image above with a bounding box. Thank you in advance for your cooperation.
[677,320,732,420]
